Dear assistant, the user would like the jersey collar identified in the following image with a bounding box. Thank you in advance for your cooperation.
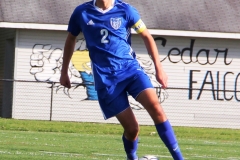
[93,0,115,13]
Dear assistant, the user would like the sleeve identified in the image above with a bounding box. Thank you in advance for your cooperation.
[127,5,147,34]
[67,7,82,36]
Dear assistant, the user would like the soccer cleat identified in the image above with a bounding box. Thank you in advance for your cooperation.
[126,158,138,160]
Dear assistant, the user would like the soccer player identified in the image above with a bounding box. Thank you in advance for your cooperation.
[60,0,184,159]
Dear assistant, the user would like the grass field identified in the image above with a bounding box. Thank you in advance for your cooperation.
[0,118,240,160]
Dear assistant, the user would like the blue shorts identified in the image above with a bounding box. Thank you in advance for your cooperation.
[97,70,153,119]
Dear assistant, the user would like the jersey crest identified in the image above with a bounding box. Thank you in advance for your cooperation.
[110,17,122,30]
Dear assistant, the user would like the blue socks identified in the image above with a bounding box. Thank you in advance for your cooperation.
[155,120,184,160]
[122,135,138,160]
[122,121,183,160]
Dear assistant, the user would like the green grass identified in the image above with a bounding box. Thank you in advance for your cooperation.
[0,118,240,160]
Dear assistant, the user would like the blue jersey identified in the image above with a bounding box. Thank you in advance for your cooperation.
[68,0,147,89]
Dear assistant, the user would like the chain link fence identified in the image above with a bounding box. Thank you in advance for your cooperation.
[0,79,240,129]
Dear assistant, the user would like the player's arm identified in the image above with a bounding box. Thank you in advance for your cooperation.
[128,5,168,88]
[60,33,77,88]
[138,28,168,89]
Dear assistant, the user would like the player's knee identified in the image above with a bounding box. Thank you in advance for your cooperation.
[148,101,163,114]
[146,102,166,122]
[125,125,139,140]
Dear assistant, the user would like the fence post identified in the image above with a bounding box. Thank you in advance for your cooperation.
[50,82,54,121]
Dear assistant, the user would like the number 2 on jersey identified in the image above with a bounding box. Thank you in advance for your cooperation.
[100,29,109,43]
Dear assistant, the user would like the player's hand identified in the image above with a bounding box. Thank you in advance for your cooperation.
[60,73,71,88]
[156,69,168,89]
